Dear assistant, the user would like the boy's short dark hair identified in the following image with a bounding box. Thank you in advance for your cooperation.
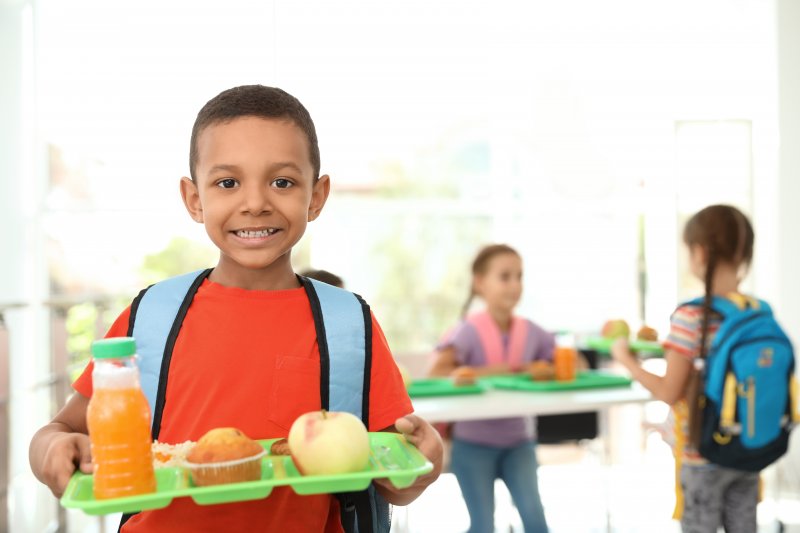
[189,85,320,180]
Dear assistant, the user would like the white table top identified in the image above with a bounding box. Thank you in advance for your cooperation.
[411,384,654,423]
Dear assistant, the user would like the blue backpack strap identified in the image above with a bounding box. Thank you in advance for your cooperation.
[684,294,767,318]
[299,277,389,533]
[128,269,212,437]
[300,277,371,424]
[118,268,211,531]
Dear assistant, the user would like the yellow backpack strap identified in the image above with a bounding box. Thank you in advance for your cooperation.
[672,405,687,520]
[727,292,760,311]
[791,375,800,424]
[720,372,738,429]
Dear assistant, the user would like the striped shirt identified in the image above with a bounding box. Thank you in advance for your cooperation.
[664,300,725,462]
[664,303,722,359]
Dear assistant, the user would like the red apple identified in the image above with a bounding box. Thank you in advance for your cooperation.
[601,319,630,339]
[288,410,371,476]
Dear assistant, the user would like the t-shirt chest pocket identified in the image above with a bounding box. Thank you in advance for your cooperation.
[268,356,322,430]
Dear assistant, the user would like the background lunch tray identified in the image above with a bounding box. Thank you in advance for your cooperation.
[406,378,487,398]
[61,432,432,516]
[584,336,663,355]
[483,370,632,391]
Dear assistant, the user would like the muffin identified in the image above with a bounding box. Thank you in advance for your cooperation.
[451,366,477,386]
[184,427,265,486]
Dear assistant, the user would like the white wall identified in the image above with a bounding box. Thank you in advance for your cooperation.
[0,1,62,530]
[777,0,800,341]
[774,0,800,496]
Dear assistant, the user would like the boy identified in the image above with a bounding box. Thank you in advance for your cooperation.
[29,85,443,532]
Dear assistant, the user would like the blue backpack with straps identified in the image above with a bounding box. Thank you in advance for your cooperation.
[692,295,798,472]
[118,269,390,533]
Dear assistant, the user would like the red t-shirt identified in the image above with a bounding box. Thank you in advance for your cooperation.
[73,279,412,533]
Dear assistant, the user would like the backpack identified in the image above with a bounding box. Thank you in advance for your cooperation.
[118,269,390,533]
[691,295,799,472]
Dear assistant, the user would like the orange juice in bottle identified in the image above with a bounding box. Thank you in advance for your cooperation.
[87,337,156,499]
[553,332,577,382]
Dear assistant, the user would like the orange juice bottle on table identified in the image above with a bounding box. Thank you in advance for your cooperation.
[87,337,156,499]
[553,332,577,382]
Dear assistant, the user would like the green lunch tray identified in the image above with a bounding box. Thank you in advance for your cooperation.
[484,370,632,392]
[407,378,487,398]
[584,336,664,356]
[60,432,433,516]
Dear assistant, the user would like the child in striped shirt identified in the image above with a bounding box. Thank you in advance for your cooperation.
[612,204,758,533]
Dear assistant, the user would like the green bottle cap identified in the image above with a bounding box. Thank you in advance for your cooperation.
[92,337,137,359]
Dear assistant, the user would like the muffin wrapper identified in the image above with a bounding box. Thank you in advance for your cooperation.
[184,450,267,487]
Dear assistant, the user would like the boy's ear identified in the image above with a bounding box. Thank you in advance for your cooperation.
[180,177,204,223]
[308,174,331,222]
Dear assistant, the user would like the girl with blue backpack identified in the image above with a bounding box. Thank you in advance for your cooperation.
[612,204,797,533]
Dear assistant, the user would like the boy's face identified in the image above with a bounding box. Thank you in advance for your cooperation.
[180,116,329,288]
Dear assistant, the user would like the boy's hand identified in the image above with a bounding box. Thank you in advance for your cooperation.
[38,432,93,498]
[374,414,443,506]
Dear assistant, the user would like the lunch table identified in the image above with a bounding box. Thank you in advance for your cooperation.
[411,383,653,422]
[408,380,656,532]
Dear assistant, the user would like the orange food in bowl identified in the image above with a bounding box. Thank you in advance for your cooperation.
[528,361,555,381]
[184,428,265,486]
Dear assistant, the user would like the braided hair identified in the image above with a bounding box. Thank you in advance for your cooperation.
[682,204,754,448]
[460,244,521,318]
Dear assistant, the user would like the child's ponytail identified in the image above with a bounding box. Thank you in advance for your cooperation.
[460,290,475,319]
[687,248,717,449]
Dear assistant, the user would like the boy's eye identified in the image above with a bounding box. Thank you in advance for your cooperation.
[272,178,293,189]
[216,178,238,189]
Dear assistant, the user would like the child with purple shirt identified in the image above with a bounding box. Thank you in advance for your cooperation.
[430,244,552,533]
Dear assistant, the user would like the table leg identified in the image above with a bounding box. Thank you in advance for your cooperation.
[599,407,612,533]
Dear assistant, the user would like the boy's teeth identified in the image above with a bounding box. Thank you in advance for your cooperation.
[236,229,276,238]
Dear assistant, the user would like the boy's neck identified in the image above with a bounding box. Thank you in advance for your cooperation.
[209,256,300,291]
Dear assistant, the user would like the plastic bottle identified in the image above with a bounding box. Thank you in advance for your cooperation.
[87,337,156,499]
[553,332,577,382]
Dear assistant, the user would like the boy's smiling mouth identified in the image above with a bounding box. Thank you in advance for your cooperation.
[233,228,280,239]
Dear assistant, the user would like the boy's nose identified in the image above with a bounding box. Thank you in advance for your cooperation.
[242,183,272,215]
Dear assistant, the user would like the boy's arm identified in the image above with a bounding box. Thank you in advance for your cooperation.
[29,392,93,497]
[373,414,443,506]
